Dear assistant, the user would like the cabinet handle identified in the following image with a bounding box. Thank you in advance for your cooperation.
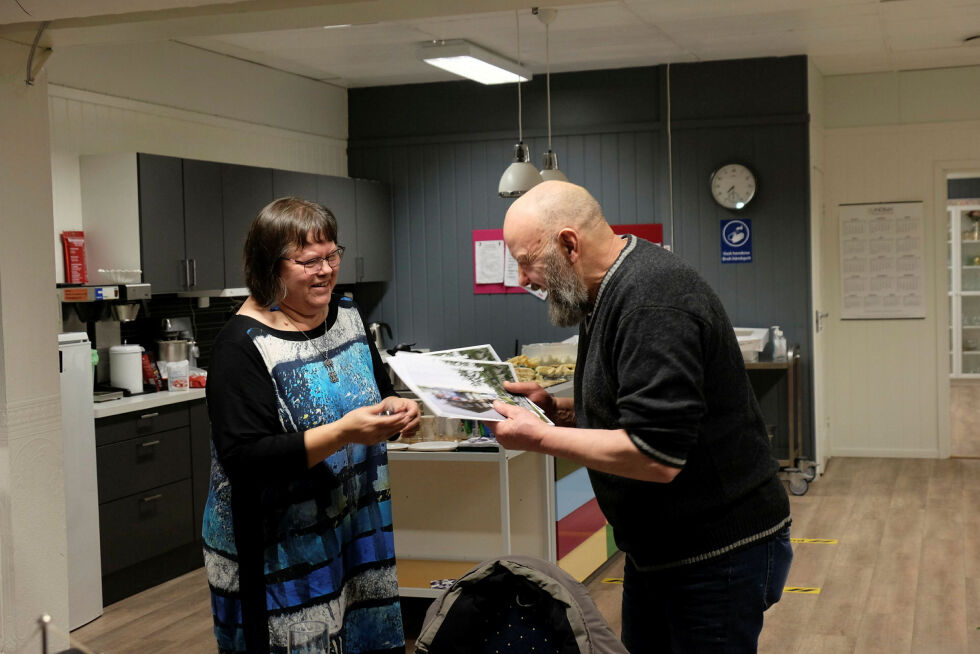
[183,259,191,289]
[142,494,163,503]
[140,440,161,447]
[356,256,364,282]
[191,259,198,287]
[139,412,159,420]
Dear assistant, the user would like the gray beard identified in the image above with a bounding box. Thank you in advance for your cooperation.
[543,247,591,327]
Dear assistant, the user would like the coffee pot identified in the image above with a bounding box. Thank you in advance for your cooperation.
[367,322,392,351]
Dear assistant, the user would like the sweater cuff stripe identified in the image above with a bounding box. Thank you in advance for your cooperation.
[627,432,686,467]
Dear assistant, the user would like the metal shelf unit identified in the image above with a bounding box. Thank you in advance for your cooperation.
[746,344,814,495]
[386,448,556,598]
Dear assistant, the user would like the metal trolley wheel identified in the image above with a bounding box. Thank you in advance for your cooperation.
[788,477,809,496]
[795,458,817,482]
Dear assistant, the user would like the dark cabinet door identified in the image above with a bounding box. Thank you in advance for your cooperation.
[183,159,225,290]
[273,169,318,200]
[317,175,358,285]
[138,154,185,294]
[222,164,273,289]
[354,178,393,282]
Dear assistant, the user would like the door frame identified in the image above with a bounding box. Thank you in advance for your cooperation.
[934,159,980,458]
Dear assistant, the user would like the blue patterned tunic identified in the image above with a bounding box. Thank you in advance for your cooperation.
[202,296,403,653]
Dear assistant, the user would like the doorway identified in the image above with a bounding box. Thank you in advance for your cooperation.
[946,171,980,457]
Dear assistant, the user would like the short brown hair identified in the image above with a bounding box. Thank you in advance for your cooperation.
[243,196,339,307]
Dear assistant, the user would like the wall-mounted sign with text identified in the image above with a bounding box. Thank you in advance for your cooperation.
[721,219,753,263]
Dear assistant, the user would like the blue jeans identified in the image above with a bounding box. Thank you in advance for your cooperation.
[621,526,793,653]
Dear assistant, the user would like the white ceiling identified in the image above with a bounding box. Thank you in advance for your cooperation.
[2,0,980,87]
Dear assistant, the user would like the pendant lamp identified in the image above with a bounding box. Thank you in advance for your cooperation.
[499,9,543,198]
[535,7,568,182]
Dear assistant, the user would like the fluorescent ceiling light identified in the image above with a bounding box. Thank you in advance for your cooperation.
[419,40,531,85]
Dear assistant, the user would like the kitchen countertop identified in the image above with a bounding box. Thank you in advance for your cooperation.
[93,388,206,419]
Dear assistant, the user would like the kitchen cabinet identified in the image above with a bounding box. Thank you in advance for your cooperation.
[138,155,226,293]
[181,159,225,291]
[274,171,359,285]
[78,153,391,291]
[948,203,980,377]
[318,175,358,284]
[80,153,226,293]
[354,178,393,282]
[222,163,274,289]
[136,154,185,293]
[95,399,210,604]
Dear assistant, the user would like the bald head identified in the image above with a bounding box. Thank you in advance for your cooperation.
[502,181,625,311]
[504,181,606,243]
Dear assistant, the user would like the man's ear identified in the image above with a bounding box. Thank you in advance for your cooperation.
[557,228,579,263]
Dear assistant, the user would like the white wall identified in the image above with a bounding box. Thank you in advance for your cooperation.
[1,36,352,652]
[46,40,350,283]
[0,40,69,654]
[821,65,980,458]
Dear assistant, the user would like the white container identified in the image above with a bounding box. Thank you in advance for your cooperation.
[733,327,769,363]
[771,326,787,362]
[109,344,143,395]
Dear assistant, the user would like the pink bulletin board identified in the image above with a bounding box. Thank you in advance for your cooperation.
[473,223,663,295]
[473,229,525,294]
[612,222,663,244]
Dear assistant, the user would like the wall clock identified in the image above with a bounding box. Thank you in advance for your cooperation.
[709,163,756,210]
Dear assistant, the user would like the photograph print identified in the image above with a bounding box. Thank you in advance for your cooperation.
[385,351,552,423]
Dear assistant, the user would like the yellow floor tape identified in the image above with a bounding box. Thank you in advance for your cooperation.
[603,578,821,594]
[791,538,838,544]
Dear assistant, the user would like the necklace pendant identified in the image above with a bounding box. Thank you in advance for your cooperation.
[324,357,339,383]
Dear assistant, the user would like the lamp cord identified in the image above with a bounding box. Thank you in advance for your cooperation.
[546,21,552,150]
[516,9,523,143]
[666,62,675,249]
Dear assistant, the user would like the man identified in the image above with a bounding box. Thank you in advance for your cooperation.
[489,180,792,654]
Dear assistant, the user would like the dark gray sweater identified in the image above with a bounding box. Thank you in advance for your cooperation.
[575,235,790,570]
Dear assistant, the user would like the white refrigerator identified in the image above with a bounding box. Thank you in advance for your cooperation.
[58,332,103,629]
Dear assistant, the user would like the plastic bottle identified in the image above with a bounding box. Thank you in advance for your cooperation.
[771,326,787,362]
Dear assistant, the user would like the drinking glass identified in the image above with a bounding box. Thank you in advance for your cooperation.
[287,620,328,654]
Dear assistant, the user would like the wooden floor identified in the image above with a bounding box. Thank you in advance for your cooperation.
[71,457,980,653]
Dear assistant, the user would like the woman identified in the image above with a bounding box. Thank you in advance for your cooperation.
[202,196,419,654]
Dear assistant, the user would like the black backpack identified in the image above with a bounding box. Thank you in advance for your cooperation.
[413,556,629,654]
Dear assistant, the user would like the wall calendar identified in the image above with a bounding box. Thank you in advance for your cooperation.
[839,201,925,320]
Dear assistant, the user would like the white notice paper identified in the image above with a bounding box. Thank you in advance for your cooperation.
[474,240,504,284]
[504,244,520,287]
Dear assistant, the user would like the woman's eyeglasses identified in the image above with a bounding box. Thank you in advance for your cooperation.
[282,246,345,273]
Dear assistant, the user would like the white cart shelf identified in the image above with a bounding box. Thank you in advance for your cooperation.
[387,448,556,598]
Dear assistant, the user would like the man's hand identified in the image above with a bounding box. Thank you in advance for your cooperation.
[487,400,546,452]
[502,381,575,426]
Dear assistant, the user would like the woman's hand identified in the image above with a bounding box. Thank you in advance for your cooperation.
[341,400,418,446]
[304,399,420,466]
[380,396,422,439]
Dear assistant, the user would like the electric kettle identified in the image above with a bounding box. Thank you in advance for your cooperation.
[367,322,392,351]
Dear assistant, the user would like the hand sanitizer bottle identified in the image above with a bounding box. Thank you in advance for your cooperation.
[772,326,787,362]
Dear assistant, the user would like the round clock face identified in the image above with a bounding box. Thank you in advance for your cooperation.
[710,163,756,210]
